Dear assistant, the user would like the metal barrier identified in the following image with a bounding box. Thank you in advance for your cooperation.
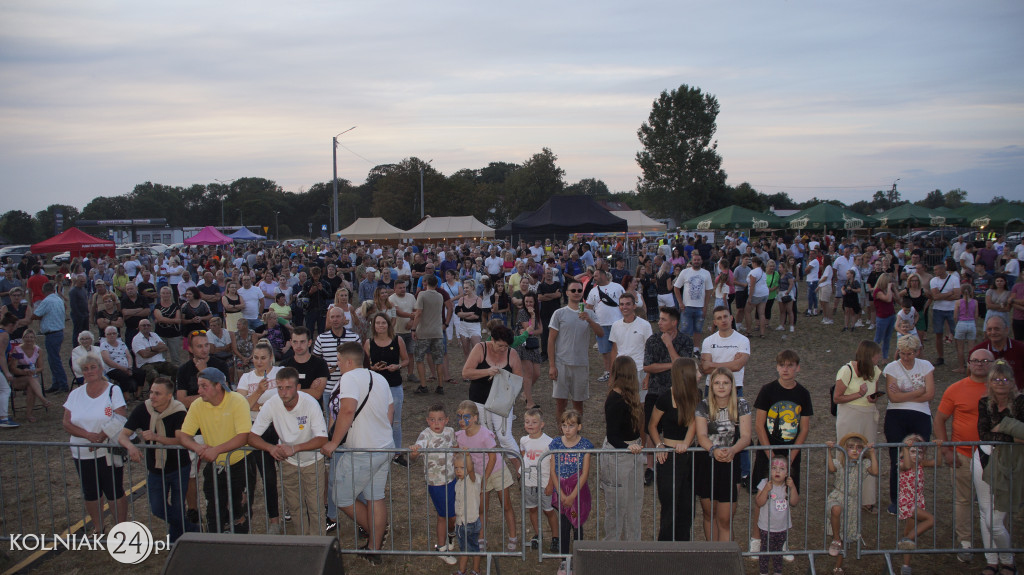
[0,442,525,571]
[2,440,1022,574]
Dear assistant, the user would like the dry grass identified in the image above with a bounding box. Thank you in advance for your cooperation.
[2,305,1021,574]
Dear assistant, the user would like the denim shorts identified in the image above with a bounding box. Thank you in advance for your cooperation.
[680,306,704,337]
[456,519,481,552]
[954,320,977,341]
[933,309,956,334]
[332,448,393,508]
[596,325,613,354]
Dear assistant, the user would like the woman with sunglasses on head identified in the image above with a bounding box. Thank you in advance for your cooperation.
[976,359,1022,575]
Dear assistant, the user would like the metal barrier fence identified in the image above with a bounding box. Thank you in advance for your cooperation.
[1,440,1021,574]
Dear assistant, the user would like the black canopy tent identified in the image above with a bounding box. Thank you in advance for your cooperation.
[497,195,629,242]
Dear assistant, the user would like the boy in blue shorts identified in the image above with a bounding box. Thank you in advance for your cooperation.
[409,403,458,565]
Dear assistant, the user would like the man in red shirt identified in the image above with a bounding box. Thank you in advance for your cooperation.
[970,316,1024,389]
[934,348,994,563]
[26,265,49,303]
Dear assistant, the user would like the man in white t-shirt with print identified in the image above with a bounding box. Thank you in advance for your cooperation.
[930,262,961,367]
[586,269,625,382]
[673,253,714,350]
[248,367,328,535]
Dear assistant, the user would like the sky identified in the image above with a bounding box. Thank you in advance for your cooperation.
[1,1,1022,216]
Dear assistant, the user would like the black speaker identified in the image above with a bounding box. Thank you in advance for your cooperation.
[573,540,743,575]
[162,534,344,575]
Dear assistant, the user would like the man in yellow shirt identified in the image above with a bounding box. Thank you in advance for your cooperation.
[177,367,252,533]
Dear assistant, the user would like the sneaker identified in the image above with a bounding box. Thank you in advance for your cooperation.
[0,418,19,428]
[900,565,912,575]
[597,371,610,382]
[775,325,785,331]
[435,386,445,395]
[550,537,559,553]
[436,544,457,565]
[789,326,794,332]
[867,323,874,329]
[284,510,292,522]
[530,535,539,549]
[897,538,916,551]
[644,468,654,487]
[268,522,283,535]
[749,537,761,558]
[886,503,897,516]
[325,517,338,533]
[393,454,409,467]
[854,320,864,327]
[557,561,568,575]
[956,541,972,563]
[506,536,518,551]
[841,327,848,332]
[782,541,794,562]
[414,385,429,394]
[362,553,383,566]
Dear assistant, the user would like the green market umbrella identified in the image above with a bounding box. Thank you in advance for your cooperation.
[955,202,1024,229]
[681,205,788,231]
[785,203,878,231]
[874,203,965,227]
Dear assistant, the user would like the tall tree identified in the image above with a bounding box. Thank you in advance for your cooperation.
[636,85,726,220]
[916,189,945,209]
[502,148,565,225]
[0,210,39,243]
[944,188,968,208]
[35,204,81,237]
[565,178,609,197]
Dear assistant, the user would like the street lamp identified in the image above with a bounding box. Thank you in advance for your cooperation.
[214,178,237,228]
[333,126,357,233]
[419,159,433,220]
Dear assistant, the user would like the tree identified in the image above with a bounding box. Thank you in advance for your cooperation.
[502,148,565,226]
[944,188,968,208]
[35,204,80,237]
[565,178,609,197]
[636,84,726,220]
[916,189,945,209]
[0,210,39,243]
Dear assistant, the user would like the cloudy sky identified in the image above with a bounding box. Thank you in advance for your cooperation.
[1,1,1021,216]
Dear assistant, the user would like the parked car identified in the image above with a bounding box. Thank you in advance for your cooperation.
[924,228,958,243]
[282,239,307,248]
[52,251,72,265]
[0,245,32,264]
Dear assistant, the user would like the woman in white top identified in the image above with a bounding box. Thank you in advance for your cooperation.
[235,341,283,533]
[881,334,934,515]
[817,254,835,325]
[165,257,186,300]
[100,326,146,400]
[70,330,103,386]
[63,354,129,534]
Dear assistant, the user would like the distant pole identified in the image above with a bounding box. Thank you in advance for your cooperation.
[333,126,357,234]
[419,159,433,220]
[215,178,237,228]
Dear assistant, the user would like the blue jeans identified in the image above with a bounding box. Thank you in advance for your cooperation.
[806,281,819,312]
[149,467,198,542]
[874,315,896,359]
[44,330,67,388]
[390,385,404,452]
[737,386,750,478]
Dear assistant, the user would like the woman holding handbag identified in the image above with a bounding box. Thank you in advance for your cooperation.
[462,324,523,476]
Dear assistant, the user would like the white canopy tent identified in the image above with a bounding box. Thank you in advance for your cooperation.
[610,210,666,233]
[333,217,406,241]
[402,215,495,240]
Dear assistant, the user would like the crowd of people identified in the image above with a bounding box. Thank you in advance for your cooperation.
[0,229,1022,575]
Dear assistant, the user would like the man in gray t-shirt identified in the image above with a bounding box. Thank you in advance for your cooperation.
[548,278,603,421]
[409,274,449,394]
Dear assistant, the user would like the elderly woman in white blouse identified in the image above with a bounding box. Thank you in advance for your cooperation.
[71,331,103,387]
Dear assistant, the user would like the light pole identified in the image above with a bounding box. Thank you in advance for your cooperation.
[333,126,357,233]
[419,159,433,220]
[214,178,237,227]
[273,211,280,240]
[889,178,900,208]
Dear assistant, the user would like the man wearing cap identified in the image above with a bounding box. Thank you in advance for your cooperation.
[177,367,252,533]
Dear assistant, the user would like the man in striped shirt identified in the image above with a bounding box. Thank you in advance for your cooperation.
[312,308,361,404]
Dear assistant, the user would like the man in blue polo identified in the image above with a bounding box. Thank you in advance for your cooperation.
[32,282,69,393]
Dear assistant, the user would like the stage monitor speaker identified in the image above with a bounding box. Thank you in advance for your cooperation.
[162,534,344,575]
[573,540,743,575]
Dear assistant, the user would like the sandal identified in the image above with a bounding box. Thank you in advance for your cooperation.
[446,378,457,385]
[828,540,843,557]
[999,566,1018,575]
[832,568,844,575]
[861,504,877,514]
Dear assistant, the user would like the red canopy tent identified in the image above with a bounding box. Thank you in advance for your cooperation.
[184,226,232,246]
[30,227,115,258]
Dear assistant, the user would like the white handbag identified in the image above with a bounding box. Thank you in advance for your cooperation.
[484,369,523,417]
